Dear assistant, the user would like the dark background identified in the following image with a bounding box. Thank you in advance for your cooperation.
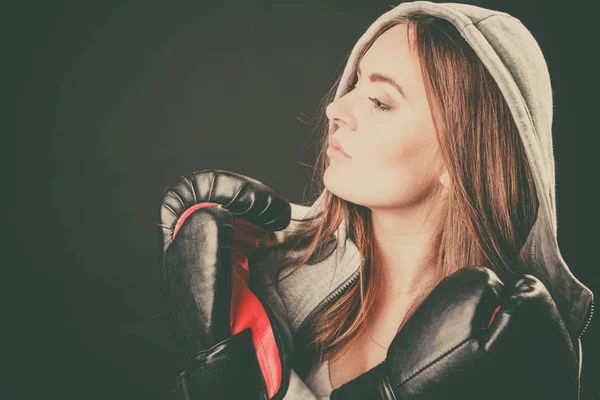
[8,0,599,399]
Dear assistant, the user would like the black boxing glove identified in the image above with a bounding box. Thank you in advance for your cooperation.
[330,266,579,400]
[157,169,293,400]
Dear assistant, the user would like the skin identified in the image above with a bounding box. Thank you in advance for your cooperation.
[323,23,451,387]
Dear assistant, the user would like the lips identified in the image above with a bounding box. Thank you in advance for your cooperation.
[330,137,351,158]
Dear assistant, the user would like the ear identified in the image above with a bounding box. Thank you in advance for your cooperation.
[439,168,450,188]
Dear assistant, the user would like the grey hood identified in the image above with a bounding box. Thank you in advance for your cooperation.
[272,0,593,356]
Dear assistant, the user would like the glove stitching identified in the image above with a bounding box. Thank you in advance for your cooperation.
[256,194,273,219]
[253,303,275,395]
[184,175,198,204]
[157,223,174,232]
[225,181,246,213]
[208,171,217,203]
[163,203,178,221]
[171,189,187,211]
[401,338,473,386]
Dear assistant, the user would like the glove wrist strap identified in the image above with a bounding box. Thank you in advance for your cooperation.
[174,328,267,400]
[330,362,396,400]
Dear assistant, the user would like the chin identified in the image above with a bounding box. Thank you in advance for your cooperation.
[324,171,368,207]
[325,172,433,211]
[323,166,346,196]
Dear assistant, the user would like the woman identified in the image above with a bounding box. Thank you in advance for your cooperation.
[157,1,594,399]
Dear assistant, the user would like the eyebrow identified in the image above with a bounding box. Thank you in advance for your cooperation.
[357,64,407,99]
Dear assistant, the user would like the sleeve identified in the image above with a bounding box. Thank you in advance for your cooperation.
[249,235,327,399]
[282,369,324,400]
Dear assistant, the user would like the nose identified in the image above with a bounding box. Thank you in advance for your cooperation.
[326,94,357,132]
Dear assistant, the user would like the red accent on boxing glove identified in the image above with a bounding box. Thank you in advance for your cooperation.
[173,203,282,398]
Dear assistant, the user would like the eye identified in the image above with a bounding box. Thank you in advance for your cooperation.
[345,79,391,112]
[368,97,391,111]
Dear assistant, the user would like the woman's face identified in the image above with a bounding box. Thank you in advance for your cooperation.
[324,23,447,209]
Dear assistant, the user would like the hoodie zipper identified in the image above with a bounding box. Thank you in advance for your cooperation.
[578,297,594,340]
[295,269,361,341]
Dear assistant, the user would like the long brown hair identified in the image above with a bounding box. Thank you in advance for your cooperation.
[258,14,539,365]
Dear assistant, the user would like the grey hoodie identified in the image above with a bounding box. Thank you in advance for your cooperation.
[250,1,594,399]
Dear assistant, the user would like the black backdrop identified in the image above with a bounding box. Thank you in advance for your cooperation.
[9,0,599,399]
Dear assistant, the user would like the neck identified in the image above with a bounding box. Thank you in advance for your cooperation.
[370,197,445,302]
